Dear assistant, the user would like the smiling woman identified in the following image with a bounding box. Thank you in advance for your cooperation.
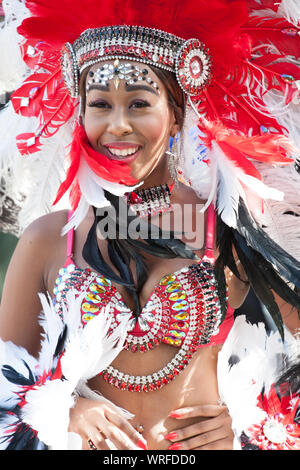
[83,61,179,183]
[0,0,300,452]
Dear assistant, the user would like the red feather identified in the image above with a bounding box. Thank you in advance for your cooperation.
[13,0,300,160]
[16,132,42,155]
[53,123,137,206]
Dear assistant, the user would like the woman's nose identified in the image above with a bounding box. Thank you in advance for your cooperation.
[106,108,133,136]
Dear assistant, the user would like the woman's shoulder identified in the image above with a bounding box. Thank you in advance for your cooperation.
[17,210,72,275]
[22,209,70,243]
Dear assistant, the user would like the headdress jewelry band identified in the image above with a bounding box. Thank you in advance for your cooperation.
[61,25,212,98]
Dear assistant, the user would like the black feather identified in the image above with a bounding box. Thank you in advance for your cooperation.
[83,193,199,317]
[54,324,68,359]
[237,201,300,289]
[2,363,35,386]
[232,233,285,340]
[5,422,47,450]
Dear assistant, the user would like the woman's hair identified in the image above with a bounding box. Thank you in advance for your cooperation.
[79,63,186,129]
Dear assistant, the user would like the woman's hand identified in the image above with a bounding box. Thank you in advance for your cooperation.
[165,404,234,450]
[69,397,148,450]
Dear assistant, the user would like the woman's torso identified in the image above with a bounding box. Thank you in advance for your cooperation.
[45,189,241,449]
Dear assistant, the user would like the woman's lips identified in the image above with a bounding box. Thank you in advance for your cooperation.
[103,143,142,163]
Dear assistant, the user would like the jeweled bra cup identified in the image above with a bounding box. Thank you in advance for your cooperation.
[52,255,223,392]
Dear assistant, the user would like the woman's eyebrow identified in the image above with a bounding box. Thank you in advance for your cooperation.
[125,84,159,95]
[87,83,159,95]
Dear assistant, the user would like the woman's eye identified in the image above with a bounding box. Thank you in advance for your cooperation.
[87,100,110,108]
[130,100,150,109]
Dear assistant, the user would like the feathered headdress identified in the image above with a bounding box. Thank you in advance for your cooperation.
[0,0,299,229]
[0,0,300,335]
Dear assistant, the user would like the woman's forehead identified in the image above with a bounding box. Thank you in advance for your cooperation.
[85,59,162,95]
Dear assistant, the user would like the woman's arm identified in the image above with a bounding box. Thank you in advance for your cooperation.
[0,216,51,356]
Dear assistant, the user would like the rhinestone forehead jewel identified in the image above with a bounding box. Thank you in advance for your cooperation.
[61,25,212,98]
[86,59,161,93]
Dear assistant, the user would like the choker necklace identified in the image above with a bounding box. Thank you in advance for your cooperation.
[125,182,175,218]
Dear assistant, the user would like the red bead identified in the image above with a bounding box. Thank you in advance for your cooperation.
[162,377,168,385]
[120,382,127,390]
[128,384,134,392]
[156,380,161,388]
[149,383,156,391]
[134,385,140,392]
[103,373,109,381]
[139,345,146,352]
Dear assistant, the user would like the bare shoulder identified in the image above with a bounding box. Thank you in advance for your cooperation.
[21,209,70,247]
[0,209,70,355]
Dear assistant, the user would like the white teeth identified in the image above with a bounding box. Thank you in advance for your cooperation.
[107,146,139,157]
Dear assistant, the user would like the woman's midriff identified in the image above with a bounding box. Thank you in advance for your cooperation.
[87,342,221,450]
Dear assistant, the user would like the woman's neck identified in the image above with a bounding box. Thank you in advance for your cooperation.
[138,154,172,190]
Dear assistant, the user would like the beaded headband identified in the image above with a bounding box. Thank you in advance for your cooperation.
[61,25,212,98]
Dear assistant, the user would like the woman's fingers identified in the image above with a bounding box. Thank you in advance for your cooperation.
[165,404,233,450]
[69,397,148,450]
[169,404,227,420]
[105,407,148,450]
[167,425,231,450]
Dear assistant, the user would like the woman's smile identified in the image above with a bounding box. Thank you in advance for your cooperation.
[103,142,143,162]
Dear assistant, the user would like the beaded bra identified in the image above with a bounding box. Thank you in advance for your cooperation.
[52,205,233,392]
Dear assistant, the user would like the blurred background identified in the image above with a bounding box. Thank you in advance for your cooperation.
[0,1,18,298]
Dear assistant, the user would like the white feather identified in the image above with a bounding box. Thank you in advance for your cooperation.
[21,379,75,450]
[0,339,38,407]
[18,121,74,231]
[277,0,300,25]
[16,289,131,449]
[60,291,129,386]
[37,292,65,373]
[218,315,297,439]
[61,195,89,236]
[0,0,30,94]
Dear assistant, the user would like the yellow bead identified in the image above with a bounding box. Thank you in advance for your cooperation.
[160,274,176,286]
[90,283,106,294]
[95,276,111,287]
[169,291,186,301]
[85,292,101,303]
[166,282,182,293]
[82,313,96,322]
[82,302,100,314]
[171,300,189,311]
[173,312,189,321]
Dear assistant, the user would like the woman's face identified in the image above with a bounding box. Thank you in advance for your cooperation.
[83,60,179,183]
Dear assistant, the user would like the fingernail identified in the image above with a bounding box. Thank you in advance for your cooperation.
[169,442,182,450]
[169,411,182,418]
[164,432,178,441]
[137,439,148,450]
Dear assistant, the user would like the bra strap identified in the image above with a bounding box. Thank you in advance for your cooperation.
[203,203,215,261]
[65,210,75,266]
